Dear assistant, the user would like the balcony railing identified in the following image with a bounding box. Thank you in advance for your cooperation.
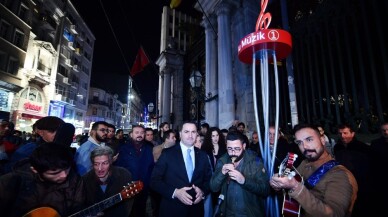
[37,62,51,76]
[88,99,110,107]
[74,48,82,56]
[39,14,57,31]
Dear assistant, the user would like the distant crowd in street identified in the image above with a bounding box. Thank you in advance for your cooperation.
[0,116,387,217]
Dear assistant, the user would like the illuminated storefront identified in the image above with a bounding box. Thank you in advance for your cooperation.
[13,87,46,132]
[49,100,84,135]
[0,89,13,121]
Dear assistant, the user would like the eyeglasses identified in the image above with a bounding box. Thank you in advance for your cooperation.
[227,147,242,152]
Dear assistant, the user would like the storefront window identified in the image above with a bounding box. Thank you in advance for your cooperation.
[0,89,9,111]
[63,107,74,123]
[20,87,43,103]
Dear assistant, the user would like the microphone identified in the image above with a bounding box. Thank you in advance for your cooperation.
[213,194,224,217]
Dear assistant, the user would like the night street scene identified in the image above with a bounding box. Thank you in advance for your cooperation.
[0,0,386,217]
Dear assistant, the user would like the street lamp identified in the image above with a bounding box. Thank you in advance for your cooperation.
[148,102,154,113]
[189,70,203,128]
[147,102,155,128]
[127,94,134,127]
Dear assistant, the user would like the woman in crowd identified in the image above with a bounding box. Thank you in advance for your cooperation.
[201,127,227,216]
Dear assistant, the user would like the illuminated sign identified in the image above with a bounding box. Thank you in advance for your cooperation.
[255,0,272,31]
[238,0,292,63]
[23,102,42,112]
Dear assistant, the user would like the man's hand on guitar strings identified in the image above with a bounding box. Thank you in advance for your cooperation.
[269,175,300,192]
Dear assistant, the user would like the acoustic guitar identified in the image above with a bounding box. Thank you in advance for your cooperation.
[23,180,143,217]
[278,152,302,217]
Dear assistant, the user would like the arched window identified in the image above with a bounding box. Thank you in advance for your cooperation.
[20,87,43,103]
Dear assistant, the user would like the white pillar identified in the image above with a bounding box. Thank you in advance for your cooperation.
[216,2,235,129]
[162,69,171,123]
[232,8,255,131]
[202,15,218,127]
[158,71,163,126]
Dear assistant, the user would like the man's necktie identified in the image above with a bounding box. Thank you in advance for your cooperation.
[186,149,193,181]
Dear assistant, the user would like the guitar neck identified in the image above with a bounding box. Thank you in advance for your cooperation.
[280,153,301,217]
[69,193,122,217]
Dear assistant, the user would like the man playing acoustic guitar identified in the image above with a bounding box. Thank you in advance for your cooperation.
[83,146,135,217]
[270,124,358,217]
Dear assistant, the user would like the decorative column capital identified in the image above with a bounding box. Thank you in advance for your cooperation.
[216,2,232,17]
[201,15,217,30]
[162,67,174,75]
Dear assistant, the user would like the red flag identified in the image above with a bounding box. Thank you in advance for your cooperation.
[130,46,150,77]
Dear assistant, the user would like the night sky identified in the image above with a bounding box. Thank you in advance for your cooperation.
[71,0,198,105]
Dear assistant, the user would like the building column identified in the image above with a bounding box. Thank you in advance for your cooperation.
[232,8,255,130]
[172,65,184,129]
[202,15,218,127]
[161,68,171,123]
[240,0,259,131]
[157,71,164,127]
[216,2,235,129]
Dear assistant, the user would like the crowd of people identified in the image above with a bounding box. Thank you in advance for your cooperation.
[0,117,386,217]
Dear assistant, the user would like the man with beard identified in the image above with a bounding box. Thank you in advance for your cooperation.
[105,123,121,155]
[210,130,270,217]
[83,146,134,217]
[0,143,86,217]
[151,121,212,217]
[75,121,108,175]
[153,129,177,162]
[334,123,371,217]
[270,124,358,217]
[145,127,159,146]
[114,125,154,217]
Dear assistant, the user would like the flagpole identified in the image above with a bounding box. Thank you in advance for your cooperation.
[155,89,159,129]
[127,78,132,128]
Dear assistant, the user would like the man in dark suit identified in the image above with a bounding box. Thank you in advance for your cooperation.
[150,121,212,217]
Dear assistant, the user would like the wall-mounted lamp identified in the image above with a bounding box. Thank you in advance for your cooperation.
[148,102,154,113]
[189,70,202,88]
[204,92,218,102]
